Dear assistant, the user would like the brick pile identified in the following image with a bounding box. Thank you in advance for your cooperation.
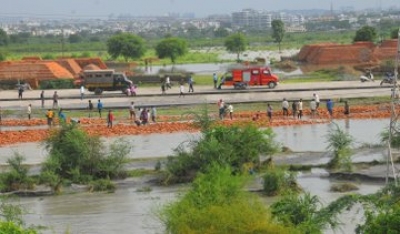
[298,40,398,65]
[0,57,108,88]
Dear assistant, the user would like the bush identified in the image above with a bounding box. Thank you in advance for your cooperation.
[326,123,354,171]
[165,124,280,182]
[159,164,298,234]
[0,153,36,192]
[0,221,37,234]
[263,167,299,196]
[41,124,130,186]
[88,179,116,193]
[39,79,75,89]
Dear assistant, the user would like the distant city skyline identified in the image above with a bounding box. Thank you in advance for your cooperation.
[0,0,399,19]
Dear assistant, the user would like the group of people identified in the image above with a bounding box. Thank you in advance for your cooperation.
[217,99,233,120]
[160,75,195,97]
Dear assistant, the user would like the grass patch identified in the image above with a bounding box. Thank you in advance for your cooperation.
[330,182,359,192]
[126,169,157,177]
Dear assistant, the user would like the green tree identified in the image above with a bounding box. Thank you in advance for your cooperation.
[353,26,377,42]
[224,32,247,62]
[106,33,146,61]
[155,37,188,63]
[271,19,285,52]
[0,28,9,46]
[214,27,229,38]
[68,34,83,43]
[391,28,399,39]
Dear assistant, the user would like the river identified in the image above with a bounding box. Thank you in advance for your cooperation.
[1,118,389,233]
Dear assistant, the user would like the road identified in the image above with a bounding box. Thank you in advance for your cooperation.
[0,81,393,110]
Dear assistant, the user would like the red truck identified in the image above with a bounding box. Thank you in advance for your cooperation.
[219,66,279,89]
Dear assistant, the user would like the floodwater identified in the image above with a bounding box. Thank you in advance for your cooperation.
[1,118,389,234]
[144,62,303,77]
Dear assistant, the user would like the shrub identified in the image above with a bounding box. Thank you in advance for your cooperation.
[165,124,280,182]
[159,164,298,234]
[0,153,36,192]
[326,123,354,171]
[0,221,37,234]
[41,124,130,186]
[263,167,299,196]
[88,179,116,193]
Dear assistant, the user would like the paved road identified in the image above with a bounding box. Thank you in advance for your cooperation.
[0,81,392,110]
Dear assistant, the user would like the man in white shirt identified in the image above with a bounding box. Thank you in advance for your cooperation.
[80,86,85,100]
[282,98,289,117]
[310,99,317,118]
[313,93,320,109]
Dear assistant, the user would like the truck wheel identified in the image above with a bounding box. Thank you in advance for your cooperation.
[94,88,103,95]
[268,82,276,89]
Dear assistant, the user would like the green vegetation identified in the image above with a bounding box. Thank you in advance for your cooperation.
[40,123,130,192]
[224,33,247,61]
[354,26,377,42]
[165,123,280,183]
[271,19,285,52]
[159,164,298,234]
[0,153,35,192]
[325,123,354,171]
[155,37,188,63]
[271,192,348,234]
[106,33,146,62]
[263,167,299,196]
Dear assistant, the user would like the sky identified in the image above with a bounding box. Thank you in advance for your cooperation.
[0,0,399,19]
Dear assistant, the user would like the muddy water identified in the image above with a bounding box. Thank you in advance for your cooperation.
[3,118,388,233]
[0,118,389,165]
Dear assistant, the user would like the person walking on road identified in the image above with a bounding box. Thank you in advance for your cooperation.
[166,76,172,89]
[88,100,94,118]
[107,110,114,128]
[326,99,334,118]
[213,73,218,89]
[313,93,320,109]
[129,101,136,121]
[282,98,289,118]
[188,75,194,93]
[40,91,45,108]
[297,99,303,119]
[291,101,298,119]
[179,83,185,97]
[52,91,59,109]
[27,104,32,120]
[218,99,225,120]
[18,86,24,100]
[80,85,85,100]
[267,103,273,123]
[97,99,103,118]
[310,99,317,118]
[227,103,233,120]
[46,109,54,127]
[150,106,157,123]
[344,101,350,116]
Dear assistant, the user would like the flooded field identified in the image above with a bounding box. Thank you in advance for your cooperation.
[0,118,389,233]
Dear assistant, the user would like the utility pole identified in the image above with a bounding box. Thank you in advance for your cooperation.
[387,28,400,185]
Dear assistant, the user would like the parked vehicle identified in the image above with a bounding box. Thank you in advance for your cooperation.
[360,70,374,82]
[219,66,279,89]
[79,69,132,94]
[380,72,396,86]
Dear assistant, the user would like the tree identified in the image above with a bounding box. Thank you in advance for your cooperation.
[353,26,377,42]
[106,33,146,61]
[155,37,187,63]
[214,27,229,38]
[391,28,399,39]
[224,32,247,62]
[271,20,285,52]
[0,28,9,46]
[68,34,83,43]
